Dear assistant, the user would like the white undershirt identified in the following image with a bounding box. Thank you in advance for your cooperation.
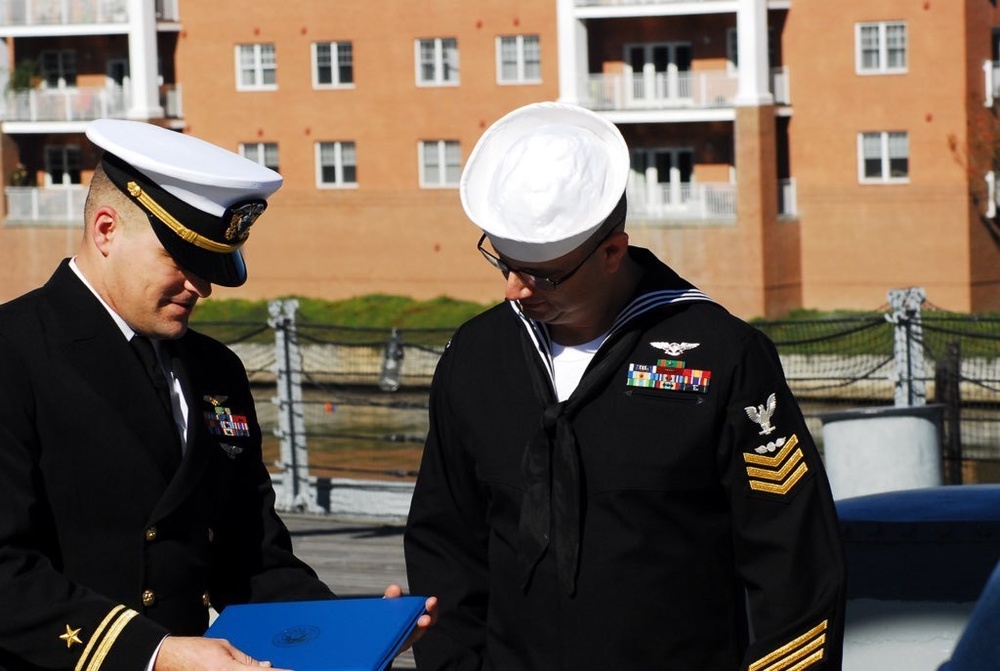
[550,333,606,402]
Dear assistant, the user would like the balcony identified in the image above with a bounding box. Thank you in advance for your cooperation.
[984,61,1000,108]
[576,0,734,6]
[0,84,183,123]
[0,0,128,27]
[627,181,736,222]
[1,85,127,122]
[583,67,789,112]
[0,0,176,31]
[574,0,790,9]
[5,185,85,226]
[986,171,999,219]
[778,177,797,217]
[626,179,796,222]
[155,0,178,21]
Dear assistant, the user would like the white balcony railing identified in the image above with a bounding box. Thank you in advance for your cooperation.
[161,84,182,118]
[0,84,183,122]
[627,180,736,221]
[576,0,735,6]
[770,66,790,105]
[584,67,789,111]
[778,177,797,217]
[1,85,129,122]
[0,0,128,26]
[155,0,178,21]
[0,0,177,27]
[5,185,86,225]
[986,171,998,219]
[984,60,1000,108]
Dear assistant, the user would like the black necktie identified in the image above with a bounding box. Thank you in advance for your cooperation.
[130,335,182,476]
[130,335,176,424]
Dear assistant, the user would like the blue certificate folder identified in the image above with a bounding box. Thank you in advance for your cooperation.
[204,596,426,671]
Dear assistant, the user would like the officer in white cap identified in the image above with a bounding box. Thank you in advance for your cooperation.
[86,117,280,289]
[405,102,846,670]
[0,120,435,670]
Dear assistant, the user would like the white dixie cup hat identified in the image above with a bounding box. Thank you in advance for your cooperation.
[460,101,630,263]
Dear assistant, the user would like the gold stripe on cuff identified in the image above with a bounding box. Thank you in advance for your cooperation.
[78,607,138,671]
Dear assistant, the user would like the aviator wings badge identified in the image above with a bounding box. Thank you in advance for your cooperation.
[650,341,700,357]
[219,443,244,460]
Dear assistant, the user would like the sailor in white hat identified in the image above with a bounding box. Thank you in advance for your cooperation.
[405,102,846,670]
[462,100,631,265]
[461,101,638,343]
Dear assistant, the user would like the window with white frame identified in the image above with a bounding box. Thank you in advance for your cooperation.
[419,140,461,187]
[313,41,353,88]
[856,22,907,74]
[316,141,357,187]
[858,131,908,182]
[235,43,277,90]
[497,35,540,83]
[45,145,81,186]
[415,38,459,85]
[239,142,280,173]
[40,50,77,88]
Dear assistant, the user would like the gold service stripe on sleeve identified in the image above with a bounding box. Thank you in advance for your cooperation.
[749,620,828,671]
[746,448,805,481]
[78,607,138,671]
[74,605,125,671]
[748,462,809,495]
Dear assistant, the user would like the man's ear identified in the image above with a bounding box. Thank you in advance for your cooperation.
[89,206,120,257]
[602,230,630,271]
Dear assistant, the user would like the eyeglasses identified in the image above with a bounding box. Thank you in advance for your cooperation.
[476,228,614,291]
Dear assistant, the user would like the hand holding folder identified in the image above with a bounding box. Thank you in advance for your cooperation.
[204,596,429,671]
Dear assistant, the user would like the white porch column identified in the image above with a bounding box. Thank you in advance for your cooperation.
[126,0,164,119]
[557,0,588,106]
[735,0,773,106]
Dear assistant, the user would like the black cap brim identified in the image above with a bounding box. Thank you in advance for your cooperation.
[101,152,258,287]
[149,218,248,287]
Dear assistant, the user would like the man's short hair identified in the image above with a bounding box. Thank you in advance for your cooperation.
[83,163,142,232]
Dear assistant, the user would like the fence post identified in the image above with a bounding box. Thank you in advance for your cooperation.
[268,299,321,513]
[378,327,404,392]
[935,341,963,484]
[887,287,927,407]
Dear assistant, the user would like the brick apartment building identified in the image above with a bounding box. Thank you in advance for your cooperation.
[1,0,998,318]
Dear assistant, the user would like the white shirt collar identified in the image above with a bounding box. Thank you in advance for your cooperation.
[68,257,136,342]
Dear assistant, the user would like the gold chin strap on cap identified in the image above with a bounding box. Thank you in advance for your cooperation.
[126,181,241,254]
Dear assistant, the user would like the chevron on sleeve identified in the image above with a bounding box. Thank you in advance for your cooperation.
[742,434,809,496]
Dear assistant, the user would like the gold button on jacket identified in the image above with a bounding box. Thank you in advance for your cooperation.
[141,590,155,607]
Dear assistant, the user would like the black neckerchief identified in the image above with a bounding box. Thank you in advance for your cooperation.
[515,247,713,595]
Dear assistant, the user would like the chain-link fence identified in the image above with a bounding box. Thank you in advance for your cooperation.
[193,292,1000,513]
